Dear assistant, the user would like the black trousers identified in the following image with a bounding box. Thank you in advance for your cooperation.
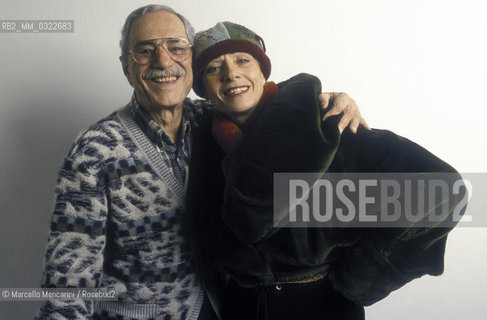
[218,277,365,320]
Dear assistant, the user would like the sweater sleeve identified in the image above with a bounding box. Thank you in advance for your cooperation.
[35,132,108,319]
[221,73,341,245]
[185,98,214,126]
[327,129,465,306]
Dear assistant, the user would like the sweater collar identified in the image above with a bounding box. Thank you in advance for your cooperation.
[129,94,192,149]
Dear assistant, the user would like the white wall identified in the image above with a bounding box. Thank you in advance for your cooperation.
[0,0,486,319]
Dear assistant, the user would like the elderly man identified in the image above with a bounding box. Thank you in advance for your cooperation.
[35,4,365,320]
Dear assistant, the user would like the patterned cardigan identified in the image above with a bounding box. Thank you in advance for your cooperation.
[35,98,210,320]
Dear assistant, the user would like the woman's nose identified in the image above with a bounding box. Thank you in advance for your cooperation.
[221,63,238,82]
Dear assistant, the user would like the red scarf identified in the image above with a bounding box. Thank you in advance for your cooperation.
[211,82,279,195]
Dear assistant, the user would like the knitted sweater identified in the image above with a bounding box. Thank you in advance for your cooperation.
[35,98,211,320]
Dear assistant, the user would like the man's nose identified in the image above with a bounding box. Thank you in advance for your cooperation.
[153,44,174,68]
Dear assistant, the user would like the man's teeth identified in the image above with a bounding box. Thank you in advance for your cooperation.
[226,87,248,96]
[152,76,177,83]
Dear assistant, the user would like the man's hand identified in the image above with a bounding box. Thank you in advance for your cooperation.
[319,92,371,134]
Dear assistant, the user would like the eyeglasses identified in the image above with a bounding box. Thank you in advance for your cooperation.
[130,38,192,64]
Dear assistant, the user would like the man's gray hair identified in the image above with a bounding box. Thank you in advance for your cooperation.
[120,4,195,58]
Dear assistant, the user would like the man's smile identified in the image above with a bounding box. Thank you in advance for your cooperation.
[151,76,179,83]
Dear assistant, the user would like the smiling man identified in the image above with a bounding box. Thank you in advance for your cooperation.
[120,10,194,142]
[35,5,366,320]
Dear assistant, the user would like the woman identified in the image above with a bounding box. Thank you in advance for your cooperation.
[188,22,459,320]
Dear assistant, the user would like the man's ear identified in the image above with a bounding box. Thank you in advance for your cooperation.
[120,56,133,86]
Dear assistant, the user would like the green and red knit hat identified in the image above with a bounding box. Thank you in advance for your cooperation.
[192,21,271,98]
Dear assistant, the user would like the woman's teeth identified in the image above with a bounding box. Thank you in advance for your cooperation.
[225,87,249,96]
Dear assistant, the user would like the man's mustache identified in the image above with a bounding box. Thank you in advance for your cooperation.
[142,66,186,79]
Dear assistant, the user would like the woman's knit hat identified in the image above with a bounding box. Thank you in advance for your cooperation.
[192,21,271,98]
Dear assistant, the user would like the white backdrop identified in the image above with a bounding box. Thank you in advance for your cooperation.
[0,0,486,319]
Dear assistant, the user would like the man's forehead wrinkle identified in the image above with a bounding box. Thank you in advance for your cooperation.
[130,12,187,45]
[130,30,187,49]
